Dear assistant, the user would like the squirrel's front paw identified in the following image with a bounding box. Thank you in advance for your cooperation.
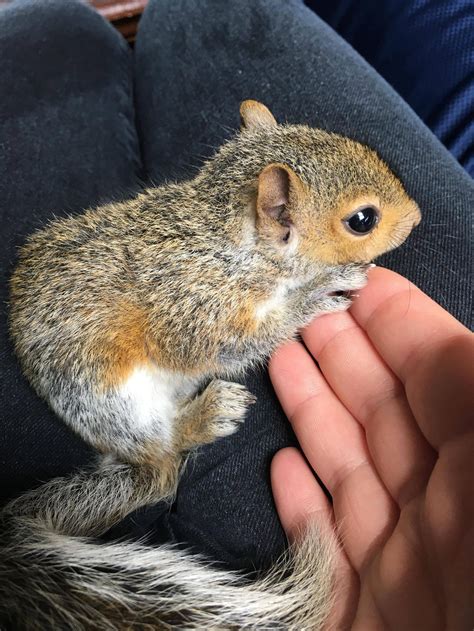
[315,264,370,315]
[178,380,255,451]
[301,264,368,320]
[314,293,353,316]
[327,263,369,293]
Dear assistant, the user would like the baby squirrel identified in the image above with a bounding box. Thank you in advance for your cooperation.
[1,101,420,630]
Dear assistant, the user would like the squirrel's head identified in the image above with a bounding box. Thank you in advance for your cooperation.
[207,100,420,265]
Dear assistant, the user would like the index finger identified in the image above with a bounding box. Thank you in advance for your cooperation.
[349,267,473,446]
[349,267,469,380]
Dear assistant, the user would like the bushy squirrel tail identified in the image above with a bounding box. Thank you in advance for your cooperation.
[0,462,336,630]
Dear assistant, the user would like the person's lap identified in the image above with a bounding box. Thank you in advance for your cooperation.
[1,0,472,573]
[0,0,141,501]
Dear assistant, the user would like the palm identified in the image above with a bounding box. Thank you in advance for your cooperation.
[269,267,473,629]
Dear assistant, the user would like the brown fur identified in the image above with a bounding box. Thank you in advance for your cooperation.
[2,100,421,630]
[99,302,151,389]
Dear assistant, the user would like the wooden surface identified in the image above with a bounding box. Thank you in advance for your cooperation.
[0,0,148,42]
[90,0,148,41]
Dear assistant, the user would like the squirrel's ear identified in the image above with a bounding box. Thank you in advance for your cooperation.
[256,164,303,244]
[257,165,290,218]
[240,100,277,131]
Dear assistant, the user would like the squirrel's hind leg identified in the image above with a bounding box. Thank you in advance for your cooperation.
[47,364,192,472]
[49,365,253,480]
[110,370,255,458]
[175,379,256,452]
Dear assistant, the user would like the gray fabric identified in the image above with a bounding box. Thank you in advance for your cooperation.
[0,0,141,501]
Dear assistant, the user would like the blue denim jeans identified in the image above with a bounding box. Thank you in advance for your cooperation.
[0,0,472,572]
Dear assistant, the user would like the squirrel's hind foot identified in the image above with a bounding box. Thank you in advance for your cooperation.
[176,379,255,452]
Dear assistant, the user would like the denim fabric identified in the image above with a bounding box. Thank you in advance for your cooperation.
[0,0,142,501]
[0,0,473,574]
[305,0,474,176]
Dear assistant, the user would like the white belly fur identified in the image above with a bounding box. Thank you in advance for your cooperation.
[119,365,201,445]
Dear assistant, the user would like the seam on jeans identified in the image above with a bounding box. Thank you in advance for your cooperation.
[115,39,144,187]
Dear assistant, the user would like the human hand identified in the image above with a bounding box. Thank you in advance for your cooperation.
[269,266,473,630]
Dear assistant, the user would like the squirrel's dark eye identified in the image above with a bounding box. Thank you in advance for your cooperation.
[344,206,379,235]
